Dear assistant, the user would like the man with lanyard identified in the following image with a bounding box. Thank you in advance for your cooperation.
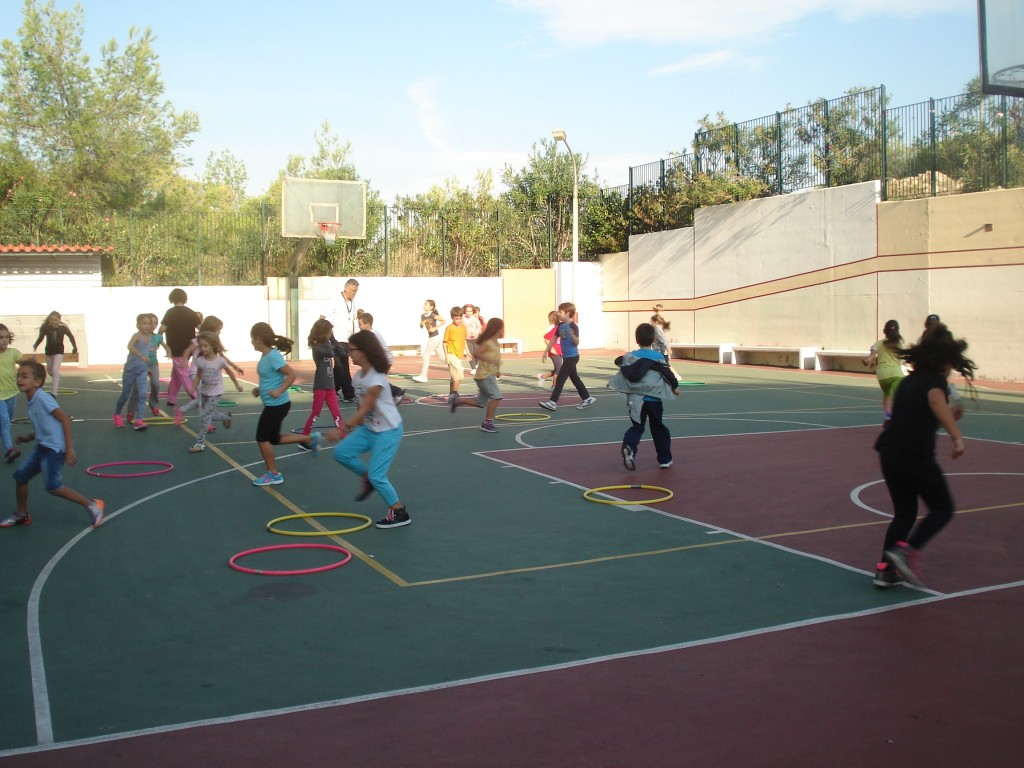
[324,279,359,402]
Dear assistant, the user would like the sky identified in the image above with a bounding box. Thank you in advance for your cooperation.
[0,0,983,202]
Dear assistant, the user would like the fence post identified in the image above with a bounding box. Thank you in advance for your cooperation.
[1000,95,1008,189]
[880,85,888,201]
[775,112,783,195]
[822,98,831,189]
[384,205,390,276]
[441,213,446,277]
[929,98,937,197]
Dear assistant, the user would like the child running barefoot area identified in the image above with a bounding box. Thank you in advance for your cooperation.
[1,361,104,529]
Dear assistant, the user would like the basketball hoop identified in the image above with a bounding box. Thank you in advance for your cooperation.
[318,221,341,245]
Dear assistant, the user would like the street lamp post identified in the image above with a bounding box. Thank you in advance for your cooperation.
[551,129,578,304]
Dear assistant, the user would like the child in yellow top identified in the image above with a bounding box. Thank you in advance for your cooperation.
[442,306,468,403]
[863,319,905,425]
[0,324,22,463]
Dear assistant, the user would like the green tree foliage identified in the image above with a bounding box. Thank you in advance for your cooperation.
[0,0,199,210]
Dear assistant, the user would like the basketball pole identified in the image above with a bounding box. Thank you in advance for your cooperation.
[287,238,313,360]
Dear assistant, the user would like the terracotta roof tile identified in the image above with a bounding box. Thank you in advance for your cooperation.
[0,244,112,254]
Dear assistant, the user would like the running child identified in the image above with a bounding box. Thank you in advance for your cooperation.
[325,330,409,529]
[442,306,468,402]
[126,312,164,422]
[538,310,563,386]
[609,322,680,470]
[412,299,445,383]
[0,324,22,464]
[32,311,78,395]
[112,314,154,431]
[249,322,319,486]
[650,313,671,364]
[449,317,504,432]
[187,331,243,453]
[158,289,199,409]
[357,311,406,406]
[0,360,104,529]
[872,323,975,588]
[462,304,483,373]
[300,318,344,437]
[175,316,242,428]
[539,302,596,411]
[863,319,905,425]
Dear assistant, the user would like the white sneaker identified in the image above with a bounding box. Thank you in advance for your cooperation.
[576,397,597,410]
[659,461,673,468]
[412,376,428,383]
[539,400,556,411]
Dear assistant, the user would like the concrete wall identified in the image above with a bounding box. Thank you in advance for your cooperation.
[601,184,1024,381]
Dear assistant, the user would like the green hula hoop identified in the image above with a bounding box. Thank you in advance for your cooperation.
[583,484,674,505]
[494,412,551,422]
[266,512,373,537]
[218,400,238,407]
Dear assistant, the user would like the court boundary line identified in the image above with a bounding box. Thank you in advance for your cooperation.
[5,578,1020,759]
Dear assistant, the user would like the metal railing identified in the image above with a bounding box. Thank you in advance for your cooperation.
[620,86,1023,234]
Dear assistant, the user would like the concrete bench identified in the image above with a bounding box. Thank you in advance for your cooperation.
[732,345,818,370]
[669,343,735,364]
[815,349,874,373]
[389,343,422,357]
[498,338,522,355]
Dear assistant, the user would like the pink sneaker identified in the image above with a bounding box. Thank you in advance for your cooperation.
[112,414,125,428]
[884,541,924,586]
[151,406,161,417]
[206,424,216,433]
[174,408,183,426]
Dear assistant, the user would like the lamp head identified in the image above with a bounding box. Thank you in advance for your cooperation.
[551,129,567,142]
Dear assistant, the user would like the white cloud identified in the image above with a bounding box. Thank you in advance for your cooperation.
[501,0,968,47]
[407,76,449,152]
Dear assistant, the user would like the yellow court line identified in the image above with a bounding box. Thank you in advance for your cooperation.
[406,500,1024,587]
[183,425,410,587]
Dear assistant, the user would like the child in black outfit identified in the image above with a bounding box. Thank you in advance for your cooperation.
[873,323,974,588]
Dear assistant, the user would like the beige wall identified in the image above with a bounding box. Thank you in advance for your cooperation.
[602,184,1024,381]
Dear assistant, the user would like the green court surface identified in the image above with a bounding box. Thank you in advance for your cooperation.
[1,357,1022,752]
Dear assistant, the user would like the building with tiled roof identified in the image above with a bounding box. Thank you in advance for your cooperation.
[0,244,111,288]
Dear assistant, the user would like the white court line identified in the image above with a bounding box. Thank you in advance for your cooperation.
[6,577,1021,759]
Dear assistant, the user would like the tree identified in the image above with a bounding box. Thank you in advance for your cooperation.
[0,0,198,210]
[203,149,248,210]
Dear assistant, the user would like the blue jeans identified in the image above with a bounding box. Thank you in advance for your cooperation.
[13,445,65,492]
[333,424,404,507]
[0,395,14,451]
[623,399,672,465]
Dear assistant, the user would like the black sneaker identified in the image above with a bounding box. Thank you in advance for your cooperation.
[873,562,905,588]
[449,392,460,413]
[376,506,410,529]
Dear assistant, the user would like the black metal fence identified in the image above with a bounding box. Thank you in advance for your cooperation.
[623,87,1023,234]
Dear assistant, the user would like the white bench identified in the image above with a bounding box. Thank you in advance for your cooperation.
[669,343,735,364]
[732,345,818,370]
[815,349,874,373]
[498,338,522,355]
[389,342,422,357]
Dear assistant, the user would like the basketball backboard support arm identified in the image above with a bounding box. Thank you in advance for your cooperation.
[287,238,314,357]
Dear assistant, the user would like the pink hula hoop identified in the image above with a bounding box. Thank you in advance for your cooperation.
[228,543,352,576]
[86,461,175,478]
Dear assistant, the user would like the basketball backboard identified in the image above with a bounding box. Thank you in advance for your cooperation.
[979,0,1024,97]
[281,177,367,239]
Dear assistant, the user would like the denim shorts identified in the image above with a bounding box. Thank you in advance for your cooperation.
[13,445,65,492]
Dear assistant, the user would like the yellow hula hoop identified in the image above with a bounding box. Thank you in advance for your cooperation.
[56,388,77,395]
[494,412,551,422]
[266,512,373,537]
[583,484,674,505]
[142,416,185,425]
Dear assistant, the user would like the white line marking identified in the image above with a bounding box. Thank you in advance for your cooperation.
[5,578,1020,758]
